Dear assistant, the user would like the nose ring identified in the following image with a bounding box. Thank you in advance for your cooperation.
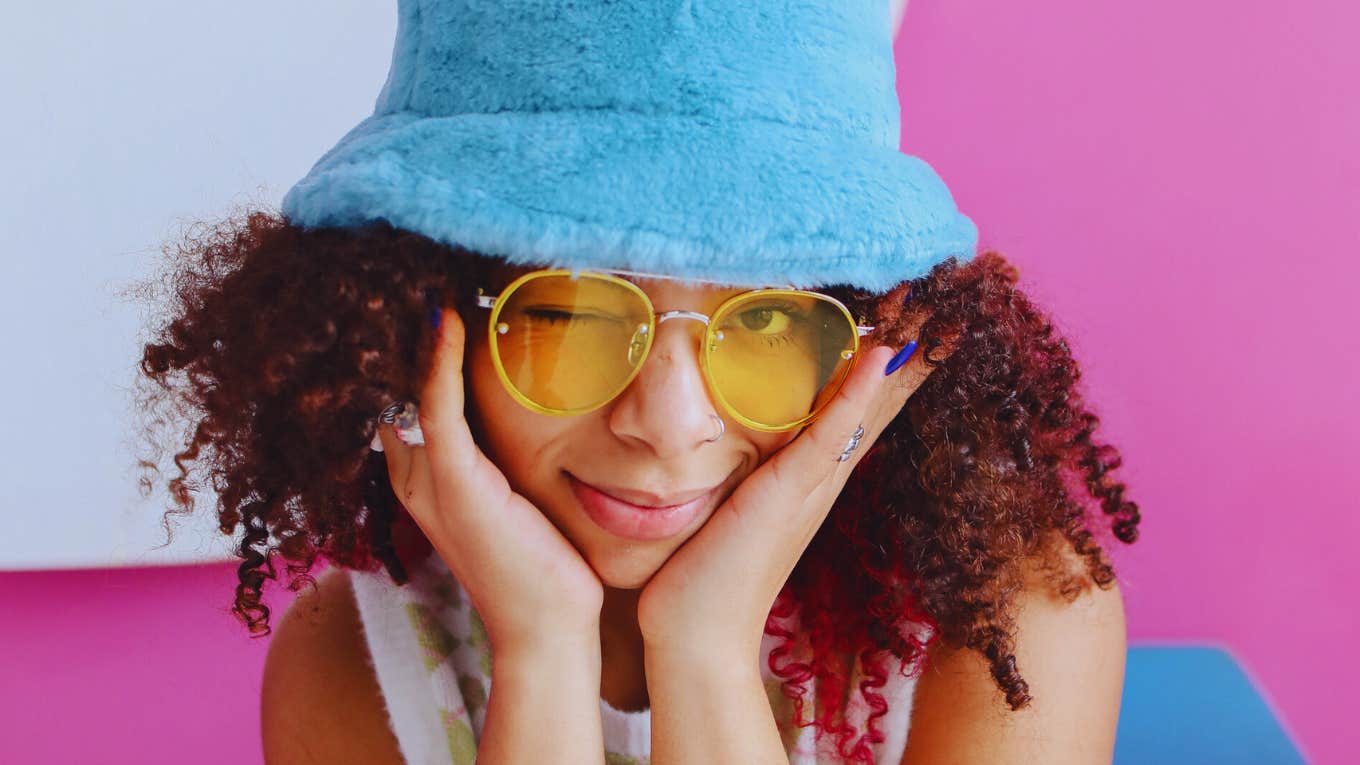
[704,413,725,443]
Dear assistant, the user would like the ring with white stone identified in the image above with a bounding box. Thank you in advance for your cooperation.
[370,401,425,451]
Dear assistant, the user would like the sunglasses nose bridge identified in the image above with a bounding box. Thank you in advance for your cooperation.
[636,309,711,366]
[654,309,710,327]
[631,309,719,394]
[643,310,709,350]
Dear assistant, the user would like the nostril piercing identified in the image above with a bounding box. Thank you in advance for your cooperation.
[703,413,725,443]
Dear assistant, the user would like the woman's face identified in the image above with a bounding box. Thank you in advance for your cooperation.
[464,272,800,589]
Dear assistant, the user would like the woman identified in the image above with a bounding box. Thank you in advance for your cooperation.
[134,1,1137,762]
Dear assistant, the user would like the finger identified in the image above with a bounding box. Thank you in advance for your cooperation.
[409,308,519,529]
[881,308,950,400]
[376,423,414,502]
[867,330,947,446]
[400,438,441,537]
[710,344,896,581]
[725,344,896,525]
[804,343,899,482]
[416,307,480,475]
[867,344,924,440]
[417,305,466,425]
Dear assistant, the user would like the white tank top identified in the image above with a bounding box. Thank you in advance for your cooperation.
[348,552,929,764]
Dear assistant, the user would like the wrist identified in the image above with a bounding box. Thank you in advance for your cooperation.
[644,638,785,765]
[492,621,600,660]
[637,602,764,665]
[481,622,606,764]
[642,631,760,680]
[490,631,603,698]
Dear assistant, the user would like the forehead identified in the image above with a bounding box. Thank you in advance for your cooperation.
[480,262,755,303]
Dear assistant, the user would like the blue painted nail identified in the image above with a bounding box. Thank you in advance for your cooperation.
[429,306,443,330]
[883,340,918,375]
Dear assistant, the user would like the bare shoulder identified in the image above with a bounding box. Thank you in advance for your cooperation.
[901,546,1127,764]
[261,566,405,765]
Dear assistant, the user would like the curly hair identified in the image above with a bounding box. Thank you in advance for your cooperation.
[132,211,1138,764]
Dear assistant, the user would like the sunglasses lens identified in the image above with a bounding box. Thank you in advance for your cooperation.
[706,292,857,430]
[492,273,652,413]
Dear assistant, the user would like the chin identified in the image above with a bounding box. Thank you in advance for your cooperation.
[598,569,655,590]
[583,544,674,590]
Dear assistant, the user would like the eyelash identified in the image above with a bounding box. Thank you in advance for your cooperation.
[524,308,597,325]
[743,301,806,333]
[759,300,803,316]
[523,302,808,339]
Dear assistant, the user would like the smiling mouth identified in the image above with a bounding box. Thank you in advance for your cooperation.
[572,478,721,509]
[566,472,722,541]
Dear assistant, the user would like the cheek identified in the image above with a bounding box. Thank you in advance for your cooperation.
[464,339,496,427]
[748,429,798,464]
[466,338,527,455]
[465,336,574,485]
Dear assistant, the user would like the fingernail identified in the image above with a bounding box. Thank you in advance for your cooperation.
[429,306,442,330]
[883,340,918,376]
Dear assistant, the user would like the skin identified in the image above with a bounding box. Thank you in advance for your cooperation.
[374,270,930,762]
[461,275,921,708]
[464,276,811,708]
[261,271,1128,763]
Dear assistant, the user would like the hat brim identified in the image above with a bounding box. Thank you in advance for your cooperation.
[281,110,977,292]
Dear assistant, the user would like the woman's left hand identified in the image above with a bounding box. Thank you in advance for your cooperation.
[636,333,942,663]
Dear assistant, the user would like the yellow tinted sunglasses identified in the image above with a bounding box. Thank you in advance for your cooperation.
[475,268,875,433]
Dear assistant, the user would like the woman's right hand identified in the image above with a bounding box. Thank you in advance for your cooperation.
[375,305,604,654]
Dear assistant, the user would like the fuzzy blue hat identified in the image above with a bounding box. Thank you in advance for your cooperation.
[281,0,977,292]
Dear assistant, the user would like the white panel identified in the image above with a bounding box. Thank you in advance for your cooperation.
[0,1,397,570]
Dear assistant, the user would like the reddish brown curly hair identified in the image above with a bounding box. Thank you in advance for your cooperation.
[133,211,1139,764]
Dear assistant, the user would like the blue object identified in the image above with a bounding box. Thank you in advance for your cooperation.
[883,340,918,375]
[281,0,978,292]
[1116,645,1309,764]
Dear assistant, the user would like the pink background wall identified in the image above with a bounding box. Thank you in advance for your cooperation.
[3,0,1354,762]
[896,1,1356,762]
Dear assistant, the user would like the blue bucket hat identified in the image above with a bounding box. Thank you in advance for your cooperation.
[281,0,977,292]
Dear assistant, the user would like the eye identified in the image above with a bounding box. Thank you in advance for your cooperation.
[522,306,620,325]
[523,307,579,325]
[737,305,794,334]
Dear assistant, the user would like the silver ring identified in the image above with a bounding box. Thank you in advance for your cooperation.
[376,401,425,447]
[703,413,725,443]
[836,424,865,462]
[378,401,406,424]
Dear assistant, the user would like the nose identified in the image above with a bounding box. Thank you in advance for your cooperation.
[607,314,723,458]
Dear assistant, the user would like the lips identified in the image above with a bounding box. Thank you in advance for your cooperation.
[585,481,716,509]
[567,473,720,541]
